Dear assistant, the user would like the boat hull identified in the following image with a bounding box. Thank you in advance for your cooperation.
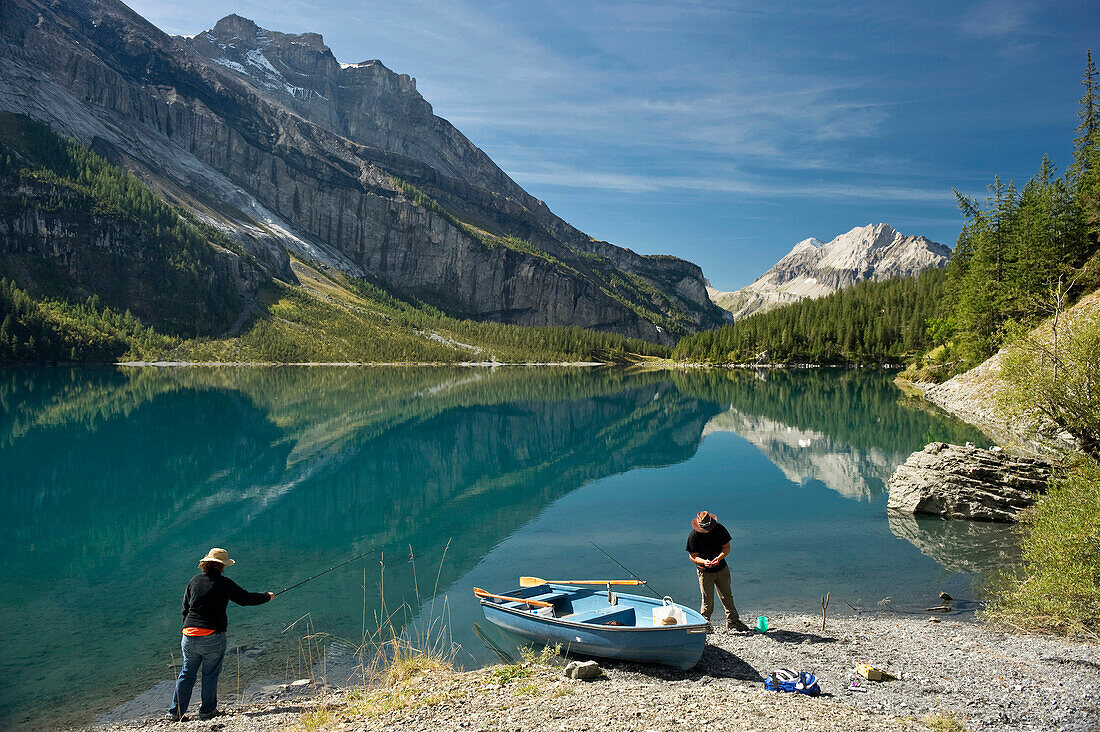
[479,586,707,670]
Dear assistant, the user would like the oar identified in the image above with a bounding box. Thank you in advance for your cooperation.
[520,576,647,588]
[473,587,553,608]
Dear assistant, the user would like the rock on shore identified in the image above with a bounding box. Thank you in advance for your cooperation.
[887,442,1051,521]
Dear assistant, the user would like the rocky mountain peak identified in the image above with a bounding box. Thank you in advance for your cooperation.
[790,237,824,253]
[189,14,343,102]
[207,14,261,44]
[709,224,950,319]
[186,15,434,136]
[776,237,824,265]
[204,14,329,54]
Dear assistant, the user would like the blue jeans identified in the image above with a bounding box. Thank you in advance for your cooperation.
[168,632,227,718]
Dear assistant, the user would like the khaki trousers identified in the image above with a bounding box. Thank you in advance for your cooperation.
[697,565,738,625]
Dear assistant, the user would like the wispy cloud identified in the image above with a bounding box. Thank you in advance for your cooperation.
[135,0,917,180]
[507,162,953,202]
[960,0,1031,38]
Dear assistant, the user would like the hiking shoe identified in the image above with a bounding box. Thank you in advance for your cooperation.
[198,709,221,721]
[163,712,187,722]
[728,619,751,632]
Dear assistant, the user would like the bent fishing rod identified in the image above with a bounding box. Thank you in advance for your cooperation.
[273,547,381,597]
[589,541,665,599]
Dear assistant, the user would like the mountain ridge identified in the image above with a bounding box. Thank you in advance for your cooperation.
[710,224,950,319]
[0,0,725,343]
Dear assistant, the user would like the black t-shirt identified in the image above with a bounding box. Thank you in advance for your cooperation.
[181,573,270,633]
[685,522,732,573]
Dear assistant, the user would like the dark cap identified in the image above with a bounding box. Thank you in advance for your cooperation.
[692,511,716,532]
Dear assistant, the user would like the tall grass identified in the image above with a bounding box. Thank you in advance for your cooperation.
[287,545,460,729]
[984,455,1100,639]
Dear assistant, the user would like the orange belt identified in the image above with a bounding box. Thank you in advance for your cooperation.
[183,627,215,637]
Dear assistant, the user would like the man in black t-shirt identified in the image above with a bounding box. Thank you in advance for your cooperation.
[686,510,749,631]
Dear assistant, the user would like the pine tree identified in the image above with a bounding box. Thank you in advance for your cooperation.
[1072,51,1100,250]
[1071,50,1099,183]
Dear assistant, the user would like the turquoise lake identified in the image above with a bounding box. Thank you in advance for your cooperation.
[0,366,1018,729]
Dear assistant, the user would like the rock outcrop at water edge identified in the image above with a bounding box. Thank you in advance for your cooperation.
[887,442,1051,522]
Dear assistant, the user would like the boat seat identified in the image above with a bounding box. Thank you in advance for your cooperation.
[566,605,637,626]
[503,591,568,609]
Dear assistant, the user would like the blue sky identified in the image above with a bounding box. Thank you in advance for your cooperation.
[130,0,1099,290]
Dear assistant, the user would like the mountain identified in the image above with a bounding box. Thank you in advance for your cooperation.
[0,0,726,344]
[709,224,951,319]
[0,115,678,364]
[702,407,902,501]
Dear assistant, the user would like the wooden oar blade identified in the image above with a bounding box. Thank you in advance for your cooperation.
[519,578,647,587]
[473,587,552,608]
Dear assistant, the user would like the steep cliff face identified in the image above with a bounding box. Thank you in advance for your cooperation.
[710,224,950,319]
[185,14,527,202]
[0,0,726,341]
[0,114,265,335]
[0,205,261,334]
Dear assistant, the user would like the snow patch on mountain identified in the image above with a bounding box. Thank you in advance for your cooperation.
[709,224,950,319]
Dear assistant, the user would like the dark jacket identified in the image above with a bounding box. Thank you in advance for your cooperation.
[181,573,270,632]
[685,522,732,573]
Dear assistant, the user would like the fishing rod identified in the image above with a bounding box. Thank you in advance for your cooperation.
[589,541,665,599]
[273,547,381,597]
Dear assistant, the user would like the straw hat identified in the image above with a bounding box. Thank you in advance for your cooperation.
[200,547,236,566]
[692,511,716,532]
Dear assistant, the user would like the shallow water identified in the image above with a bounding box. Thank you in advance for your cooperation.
[0,366,1012,729]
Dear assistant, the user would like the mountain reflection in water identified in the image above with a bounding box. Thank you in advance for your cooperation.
[0,366,994,730]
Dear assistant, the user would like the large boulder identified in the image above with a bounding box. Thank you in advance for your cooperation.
[887,442,1051,522]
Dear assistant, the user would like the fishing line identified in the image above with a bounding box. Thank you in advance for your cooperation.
[274,547,381,597]
[589,541,665,599]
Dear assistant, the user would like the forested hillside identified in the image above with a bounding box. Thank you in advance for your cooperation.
[0,112,261,340]
[674,269,946,364]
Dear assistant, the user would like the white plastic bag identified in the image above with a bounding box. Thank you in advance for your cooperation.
[652,596,687,626]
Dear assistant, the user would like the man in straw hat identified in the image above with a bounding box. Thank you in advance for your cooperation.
[686,511,749,631]
[166,548,273,722]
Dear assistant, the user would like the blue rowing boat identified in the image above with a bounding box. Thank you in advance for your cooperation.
[476,583,709,670]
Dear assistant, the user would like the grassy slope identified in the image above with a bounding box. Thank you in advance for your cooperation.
[979,292,1100,637]
[157,259,668,363]
[2,257,669,364]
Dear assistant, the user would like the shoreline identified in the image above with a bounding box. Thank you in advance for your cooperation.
[2,359,910,369]
[90,611,1100,731]
[114,361,609,368]
[896,376,1071,458]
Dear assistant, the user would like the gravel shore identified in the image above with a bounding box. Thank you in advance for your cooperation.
[91,611,1099,732]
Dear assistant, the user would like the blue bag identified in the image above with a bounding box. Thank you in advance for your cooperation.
[764,669,821,696]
